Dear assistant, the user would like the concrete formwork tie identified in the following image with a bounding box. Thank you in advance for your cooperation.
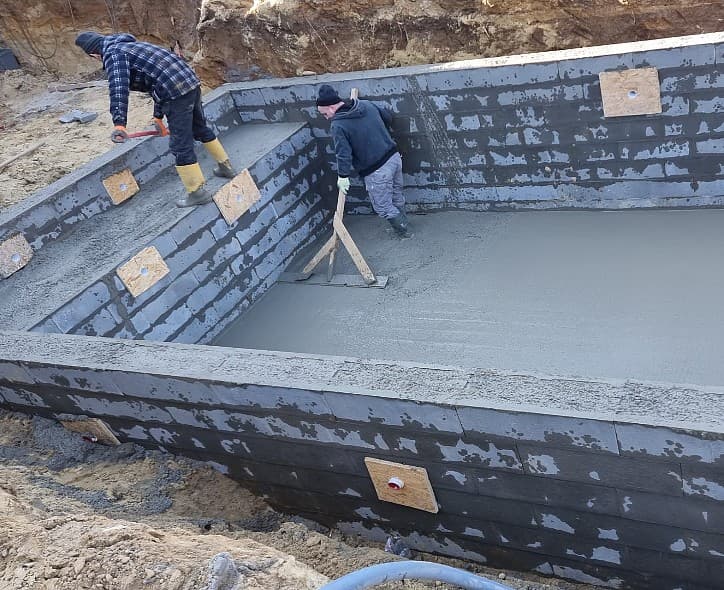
[318,561,515,589]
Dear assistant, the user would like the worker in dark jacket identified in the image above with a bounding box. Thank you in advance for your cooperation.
[75,31,235,208]
[316,84,409,237]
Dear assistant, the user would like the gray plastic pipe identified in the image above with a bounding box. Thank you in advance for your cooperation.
[319,561,515,590]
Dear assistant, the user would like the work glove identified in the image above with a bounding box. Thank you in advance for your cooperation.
[110,125,129,143]
[337,176,350,195]
[153,117,169,137]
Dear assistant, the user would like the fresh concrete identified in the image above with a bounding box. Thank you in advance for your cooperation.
[214,208,724,387]
[0,122,306,331]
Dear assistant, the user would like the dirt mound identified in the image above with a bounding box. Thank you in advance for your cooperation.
[0,1,721,83]
[195,0,724,84]
[0,412,326,589]
[0,0,201,76]
[1,490,326,590]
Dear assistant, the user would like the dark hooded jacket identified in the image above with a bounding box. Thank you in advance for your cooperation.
[100,34,200,126]
[330,99,397,178]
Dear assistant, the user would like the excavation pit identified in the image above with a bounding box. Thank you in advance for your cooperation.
[1,33,723,590]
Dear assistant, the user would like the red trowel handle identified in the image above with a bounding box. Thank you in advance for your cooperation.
[126,129,161,139]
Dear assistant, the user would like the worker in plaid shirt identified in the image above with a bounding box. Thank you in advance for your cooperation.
[75,31,236,207]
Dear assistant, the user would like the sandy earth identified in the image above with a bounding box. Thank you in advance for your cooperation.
[0,410,597,590]
[0,69,155,209]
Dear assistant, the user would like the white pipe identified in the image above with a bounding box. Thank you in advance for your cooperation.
[319,560,515,590]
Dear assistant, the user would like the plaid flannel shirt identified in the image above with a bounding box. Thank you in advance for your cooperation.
[101,34,200,126]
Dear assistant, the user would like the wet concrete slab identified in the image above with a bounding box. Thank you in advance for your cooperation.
[214,208,724,386]
[0,122,305,331]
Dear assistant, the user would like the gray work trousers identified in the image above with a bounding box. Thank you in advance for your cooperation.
[363,152,404,220]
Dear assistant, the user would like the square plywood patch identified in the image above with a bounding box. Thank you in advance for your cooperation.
[60,417,120,446]
[0,233,33,278]
[213,168,261,225]
[116,246,169,297]
[365,457,438,513]
[599,67,661,118]
[103,168,140,205]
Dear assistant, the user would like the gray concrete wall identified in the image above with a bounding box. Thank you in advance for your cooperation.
[0,333,721,589]
[224,32,724,213]
[27,125,333,344]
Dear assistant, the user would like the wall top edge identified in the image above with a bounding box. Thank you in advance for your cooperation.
[0,138,152,229]
[1,331,722,435]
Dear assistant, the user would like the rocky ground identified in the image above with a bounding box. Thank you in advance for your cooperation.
[0,410,597,589]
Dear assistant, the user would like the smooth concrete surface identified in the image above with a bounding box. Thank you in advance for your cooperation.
[215,208,724,387]
[0,122,304,331]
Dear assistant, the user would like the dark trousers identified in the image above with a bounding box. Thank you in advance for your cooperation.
[161,86,216,166]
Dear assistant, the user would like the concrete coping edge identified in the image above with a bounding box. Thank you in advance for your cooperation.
[1,330,722,435]
[0,89,238,235]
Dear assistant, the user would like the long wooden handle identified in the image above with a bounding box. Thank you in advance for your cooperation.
[327,87,358,280]
[327,189,347,280]
[302,235,337,274]
[332,215,376,285]
[0,141,45,173]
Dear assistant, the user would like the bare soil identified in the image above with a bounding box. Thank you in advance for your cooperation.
[0,69,154,209]
[2,1,722,83]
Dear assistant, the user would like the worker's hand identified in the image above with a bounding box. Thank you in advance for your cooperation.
[110,125,129,143]
[153,117,169,137]
[337,176,350,195]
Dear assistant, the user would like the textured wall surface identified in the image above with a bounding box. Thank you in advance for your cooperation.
[0,333,722,589]
[226,33,724,214]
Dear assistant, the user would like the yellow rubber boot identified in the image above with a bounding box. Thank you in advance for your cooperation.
[175,163,212,208]
[203,138,236,179]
